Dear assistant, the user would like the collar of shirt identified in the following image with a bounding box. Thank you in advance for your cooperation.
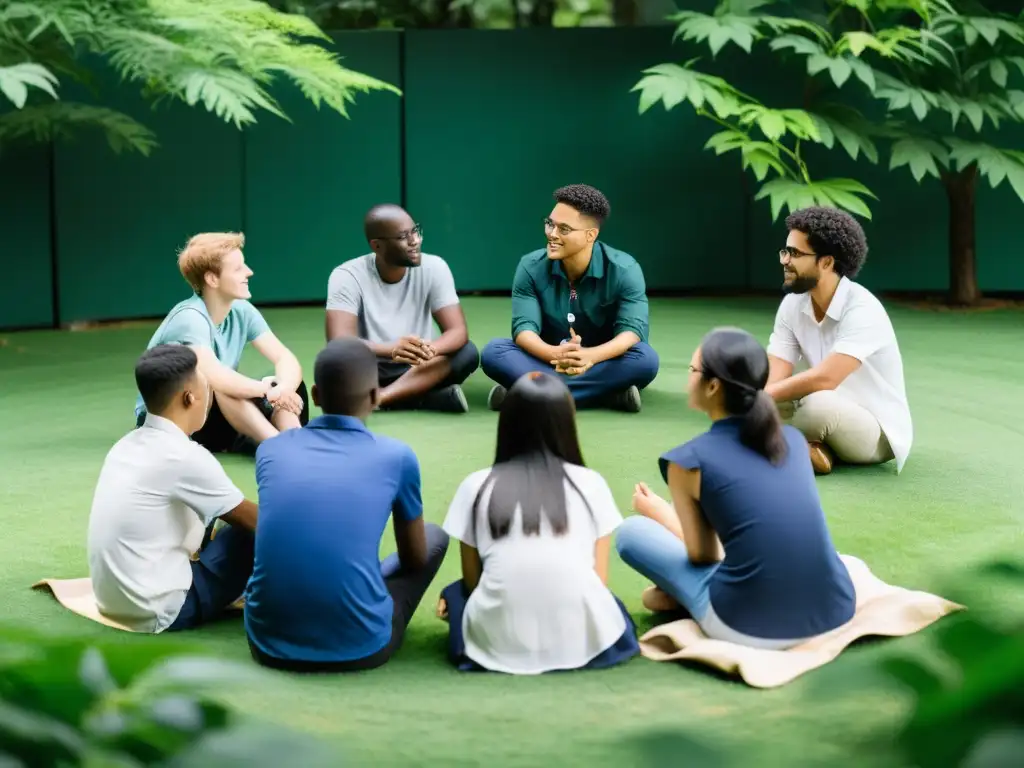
[305,414,371,434]
[141,412,190,440]
[801,275,851,322]
[547,241,607,285]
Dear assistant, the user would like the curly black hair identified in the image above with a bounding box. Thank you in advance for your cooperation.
[785,206,868,279]
[553,184,610,224]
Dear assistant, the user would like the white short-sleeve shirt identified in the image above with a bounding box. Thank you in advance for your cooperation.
[87,415,245,632]
[325,253,459,345]
[767,277,913,472]
[442,462,626,675]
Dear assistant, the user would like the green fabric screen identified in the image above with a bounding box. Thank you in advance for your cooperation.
[242,31,403,304]
[52,59,244,324]
[402,27,748,293]
[0,145,53,330]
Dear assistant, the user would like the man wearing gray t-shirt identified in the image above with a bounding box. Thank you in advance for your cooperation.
[325,204,479,412]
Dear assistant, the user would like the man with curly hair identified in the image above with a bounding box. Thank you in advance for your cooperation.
[480,184,659,413]
[765,206,912,475]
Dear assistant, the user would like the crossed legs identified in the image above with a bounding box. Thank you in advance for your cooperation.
[783,390,893,474]
[376,341,480,412]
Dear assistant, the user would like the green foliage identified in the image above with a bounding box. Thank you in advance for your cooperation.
[634,0,1024,229]
[0,0,400,155]
[267,0,631,29]
[0,623,342,765]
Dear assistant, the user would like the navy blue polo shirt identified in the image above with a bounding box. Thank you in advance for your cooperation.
[659,419,856,639]
[244,414,422,662]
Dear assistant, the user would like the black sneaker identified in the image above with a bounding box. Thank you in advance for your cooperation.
[611,385,642,413]
[421,384,469,413]
[487,384,507,411]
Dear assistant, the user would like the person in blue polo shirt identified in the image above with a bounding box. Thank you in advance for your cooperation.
[615,327,856,649]
[480,184,660,413]
[244,337,450,672]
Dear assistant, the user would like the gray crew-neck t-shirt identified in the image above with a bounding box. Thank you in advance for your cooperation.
[325,253,460,345]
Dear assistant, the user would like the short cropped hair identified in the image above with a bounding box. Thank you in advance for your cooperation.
[785,207,868,279]
[135,344,198,415]
[314,337,379,415]
[553,184,610,225]
[178,232,245,294]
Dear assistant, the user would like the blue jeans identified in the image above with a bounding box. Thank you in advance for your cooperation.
[614,516,719,621]
[480,338,660,406]
[167,524,255,631]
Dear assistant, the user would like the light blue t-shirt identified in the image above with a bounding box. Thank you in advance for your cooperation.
[134,295,270,418]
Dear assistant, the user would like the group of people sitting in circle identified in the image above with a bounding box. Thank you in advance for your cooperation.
[86,184,913,673]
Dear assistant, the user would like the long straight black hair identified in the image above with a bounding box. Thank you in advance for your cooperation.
[699,326,788,464]
[472,372,590,540]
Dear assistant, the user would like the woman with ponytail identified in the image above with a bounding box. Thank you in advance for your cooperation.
[615,327,856,649]
[437,371,639,674]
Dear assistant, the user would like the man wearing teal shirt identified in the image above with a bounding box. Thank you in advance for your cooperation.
[480,184,659,412]
[135,232,308,454]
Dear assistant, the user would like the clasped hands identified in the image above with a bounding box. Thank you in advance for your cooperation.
[261,376,303,415]
[549,328,596,376]
[392,335,438,365]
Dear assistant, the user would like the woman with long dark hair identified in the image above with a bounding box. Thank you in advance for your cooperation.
[616,327,856,649]
[437,371,639,674]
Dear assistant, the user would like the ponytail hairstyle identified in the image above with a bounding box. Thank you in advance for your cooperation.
[698,326,788,464]
[471,371,592,540]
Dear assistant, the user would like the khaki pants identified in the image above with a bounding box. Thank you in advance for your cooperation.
[779,391,893,465]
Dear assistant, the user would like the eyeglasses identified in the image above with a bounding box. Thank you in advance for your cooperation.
[544,218,587,237]
[778,246,817,263]
[380,224,423,243]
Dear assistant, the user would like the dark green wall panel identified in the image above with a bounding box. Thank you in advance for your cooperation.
[243,31,402,304]
[403,27,747,292]
[53,63,244,324]
[0,144,53,329]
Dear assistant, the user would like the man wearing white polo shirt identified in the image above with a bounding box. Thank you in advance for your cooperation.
[88,344,259,632]
[765,207,912,475]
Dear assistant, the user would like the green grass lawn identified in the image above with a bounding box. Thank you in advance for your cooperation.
[2,296,1023,766]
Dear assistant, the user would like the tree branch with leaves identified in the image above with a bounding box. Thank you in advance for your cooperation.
[633,0,1024,305]
[0,0,401,156]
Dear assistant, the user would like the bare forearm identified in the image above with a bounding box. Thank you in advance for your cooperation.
[590,331,640,364]
[514,330,558,362]
[431,326,468,357]
[203,363,267,400]
[272,351,303,392]
[766,367,832,402]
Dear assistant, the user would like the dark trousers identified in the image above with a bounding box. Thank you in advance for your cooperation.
[440,579,641,672]
[480,339,659,406]
[136,380,311,455]
[248,523,450,673]
[166,524,255,631]
[376,341,480,404]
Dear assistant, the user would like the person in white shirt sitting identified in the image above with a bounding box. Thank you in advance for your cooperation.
[765,206,913,475]
[436,371,639,674]
[88,344,261,632]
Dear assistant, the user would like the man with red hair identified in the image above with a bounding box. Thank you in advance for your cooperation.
[134,232,307,454]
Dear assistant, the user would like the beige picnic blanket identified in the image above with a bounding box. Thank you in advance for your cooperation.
[637,555,965,688]
[32,577,244,632]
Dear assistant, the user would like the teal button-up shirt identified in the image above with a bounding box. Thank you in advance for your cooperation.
[510,241,649,347]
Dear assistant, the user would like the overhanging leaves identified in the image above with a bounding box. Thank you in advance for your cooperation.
[754,177,878,221]
[889,136,950,181]
[0,0,401,153]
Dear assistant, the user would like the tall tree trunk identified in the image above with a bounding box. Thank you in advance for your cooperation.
[943,165,980,306]
[528,0,556,26]
[612,0,639,25]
